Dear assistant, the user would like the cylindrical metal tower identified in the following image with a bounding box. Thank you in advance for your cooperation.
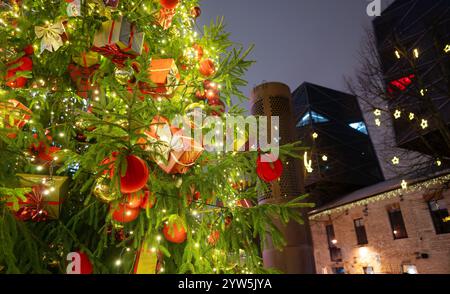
[250,82,316,274]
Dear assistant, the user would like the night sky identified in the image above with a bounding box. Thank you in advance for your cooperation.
[199,0,394,110]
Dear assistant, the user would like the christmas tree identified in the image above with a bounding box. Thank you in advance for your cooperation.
[0,0,312,274]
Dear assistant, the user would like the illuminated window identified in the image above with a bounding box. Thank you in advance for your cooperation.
[428,200,450,235]
[297,111,329,127]
[387,74,415,94]
[349,122,368,135]
[387,204,408,240]
[402,265,418,274]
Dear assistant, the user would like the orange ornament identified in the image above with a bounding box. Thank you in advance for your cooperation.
[163,222,187,244]
[111,204,140,223]
[199,59,216,77]
[160,0,179,9]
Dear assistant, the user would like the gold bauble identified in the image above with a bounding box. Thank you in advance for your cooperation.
[93,175,121,203]
[114,66,134,85]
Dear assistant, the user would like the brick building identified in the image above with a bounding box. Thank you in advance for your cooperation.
[309,172,450,274]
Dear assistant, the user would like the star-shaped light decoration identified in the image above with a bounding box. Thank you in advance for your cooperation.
[401,180,408,190]
[421,119,428,129]
[394,110,402,119]
[395,50,401,59]
[444,45,450,53]
[392,157,400,165]
[436,159,442,167]
[374,109,381,116]
[413,48,420,59]
[375,118,381,127]
[312,132,319,139]
[420,89,427,96]
[322,155,328,162]
[409,113,415,120]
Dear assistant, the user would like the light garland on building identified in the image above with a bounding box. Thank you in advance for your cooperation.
[309,173,450,220]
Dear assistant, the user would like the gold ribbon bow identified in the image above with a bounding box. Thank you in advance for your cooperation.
[35,22,65,53]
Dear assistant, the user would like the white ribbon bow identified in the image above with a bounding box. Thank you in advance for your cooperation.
[35,22,65,53]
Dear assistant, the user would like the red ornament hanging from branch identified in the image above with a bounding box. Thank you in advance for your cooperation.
[256,153,283,182]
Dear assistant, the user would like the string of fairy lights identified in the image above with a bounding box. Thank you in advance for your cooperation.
[309,172,450,220]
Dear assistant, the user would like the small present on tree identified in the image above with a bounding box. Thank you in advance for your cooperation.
[4,47,33,88]
[158,8,176,30]
[0,99,32,130]
[72,51,100,68]
[92,16,145,65]
[133,238,163,274]
[139,58,180,97]
[6,174,69,221]
[68,63,100,99]
[145,118,203,174]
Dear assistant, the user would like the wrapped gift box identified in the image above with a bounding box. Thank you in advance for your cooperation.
[72,51,100,68]
[133,239,162,274]
[68,63,100,99]
[93,16,145,58]
[139,58,180,97]
[6,174,68,219]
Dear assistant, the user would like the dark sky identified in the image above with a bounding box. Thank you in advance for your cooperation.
[199,0,394,110]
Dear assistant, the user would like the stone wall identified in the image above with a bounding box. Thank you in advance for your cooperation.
[310,189,450,274]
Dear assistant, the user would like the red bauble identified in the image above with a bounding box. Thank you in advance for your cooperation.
[111,204,140,223]
[256,154,283,182]
[191,6,201,18]
[160,0,179,9]
[207,230,220,246]
[102,154,149,194]
[140,190,157,210]
[76,251,93,274]
[124,191,144,209]
[199,59,216,77]
[163,222,187,244]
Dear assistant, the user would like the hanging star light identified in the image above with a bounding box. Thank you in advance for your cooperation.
[421,119,428,129]
[444,45,450,53]
[374,109,382,116]
[395,50,401,59]
[322,155,328,162]
[420,89,427,96]
[394,110,402,119]
[312,132,319,139]
[436,160,442,167]
[392,157,400,165]
[375,118,381,127]
[401,180,408,190]
[413,48,420,58]
[409,113,415,120]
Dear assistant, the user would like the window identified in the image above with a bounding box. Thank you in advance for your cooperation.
[354,218,368,245]
[297,111,329,127]
[402,265,418,274]
[387,204,408,239]
[349,122,368,135]
[325,224,342,262]
[428,200,450,235]
[363,266,374,274]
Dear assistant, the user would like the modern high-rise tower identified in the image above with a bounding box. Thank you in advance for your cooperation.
[250,82,316,274]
